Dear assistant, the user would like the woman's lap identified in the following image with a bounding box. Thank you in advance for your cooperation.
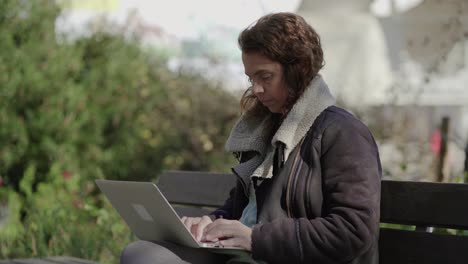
[120,240,232,264]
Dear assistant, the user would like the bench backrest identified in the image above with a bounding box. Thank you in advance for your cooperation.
[379,180,468,264]
[157,170,468,264]
[157,171,236,217]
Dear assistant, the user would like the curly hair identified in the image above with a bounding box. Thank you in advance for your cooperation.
[238,12,324,114]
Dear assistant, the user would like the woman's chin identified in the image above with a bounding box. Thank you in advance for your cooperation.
[267,107,281,114]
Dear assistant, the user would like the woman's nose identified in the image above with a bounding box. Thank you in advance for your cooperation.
[251,82,264,95]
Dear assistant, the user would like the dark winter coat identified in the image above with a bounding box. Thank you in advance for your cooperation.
[212,106,382,264]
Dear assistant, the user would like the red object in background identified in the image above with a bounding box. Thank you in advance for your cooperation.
[431,130,442,155]
[0,176,3,186]
[62,170,72,180]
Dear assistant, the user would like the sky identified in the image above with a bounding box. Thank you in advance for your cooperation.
[57,0,302,39]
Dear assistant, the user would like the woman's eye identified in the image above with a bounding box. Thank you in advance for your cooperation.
[262,75,272,81]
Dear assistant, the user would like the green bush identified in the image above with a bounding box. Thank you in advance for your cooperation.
[0,0,239,262]
[0,162,135,261]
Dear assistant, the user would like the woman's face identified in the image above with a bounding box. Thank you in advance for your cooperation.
[242,52,288,114]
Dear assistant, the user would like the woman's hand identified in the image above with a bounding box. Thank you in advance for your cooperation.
[180,215,213,242]
[202,219,253,251]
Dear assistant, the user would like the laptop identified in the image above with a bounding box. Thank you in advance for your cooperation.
[95,179,245,251]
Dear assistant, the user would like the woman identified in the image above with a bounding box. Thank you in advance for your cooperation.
[121,12,381,264]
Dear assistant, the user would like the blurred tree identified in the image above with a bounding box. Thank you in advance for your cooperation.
[0,0,238,189]
[0,0,239,260]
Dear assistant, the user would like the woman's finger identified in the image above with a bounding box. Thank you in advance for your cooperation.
[204,218,232,234]
[204,224,237,241]
[182,217,201,235]
[201,221,253,251]
[219,237,243,248]
[195,215,213,241]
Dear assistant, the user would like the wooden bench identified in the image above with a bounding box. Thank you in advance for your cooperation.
[157,170,468,264]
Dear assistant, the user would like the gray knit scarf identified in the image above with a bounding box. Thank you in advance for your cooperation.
[226,75,336,184]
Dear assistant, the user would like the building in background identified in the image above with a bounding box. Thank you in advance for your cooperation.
[298,0,467,180]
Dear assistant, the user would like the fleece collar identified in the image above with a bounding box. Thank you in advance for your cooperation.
[226,75,336,181]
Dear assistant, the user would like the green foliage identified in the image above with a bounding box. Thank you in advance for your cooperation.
[0,0,239,262]
[0,162,135,262]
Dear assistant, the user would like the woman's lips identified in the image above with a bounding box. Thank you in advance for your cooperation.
[260,100,274,106]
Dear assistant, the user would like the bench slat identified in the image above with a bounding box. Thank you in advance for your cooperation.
[379,228,468,264]
[157,171,236,207]
[173,206,214,218]
[381,180,468,229]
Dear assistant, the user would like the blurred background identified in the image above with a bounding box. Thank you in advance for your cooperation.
[0,0,467,262]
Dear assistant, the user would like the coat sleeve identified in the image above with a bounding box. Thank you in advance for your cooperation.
[210,186,237,220]
[251,116,381,264]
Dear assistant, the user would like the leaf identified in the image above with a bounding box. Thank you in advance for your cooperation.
[20,163,36,199]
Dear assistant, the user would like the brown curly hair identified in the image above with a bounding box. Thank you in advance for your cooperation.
[238,12,324,114]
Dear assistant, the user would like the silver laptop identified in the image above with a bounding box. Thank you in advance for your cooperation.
[95,179,245,251]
